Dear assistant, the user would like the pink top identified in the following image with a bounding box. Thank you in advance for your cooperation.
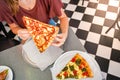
[0,0,63,28]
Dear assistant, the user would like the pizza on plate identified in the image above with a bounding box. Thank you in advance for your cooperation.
[22,16,59,53]
[0,69,8,80]
[56,53,93,80]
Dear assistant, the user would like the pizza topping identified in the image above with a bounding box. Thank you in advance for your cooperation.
[79,64,84,69]
[62,66,68,71]
[56,53,93,80]
[82,71,88,76]
[73,70,77,76]
[63,71,68,78]
[56,74,62,79]
[69,74,74,78]
[75,58,81,66]
[71,57,76,62]
[69,65,74,71]
[82,68,86,72]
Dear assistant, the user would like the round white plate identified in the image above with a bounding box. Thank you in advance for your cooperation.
[0,66,13,80]
[51,50,102,80]
[22,49,38,68]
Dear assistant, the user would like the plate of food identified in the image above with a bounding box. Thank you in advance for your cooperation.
[22,38,63,71]
[51,50,102,80]
[0,65,13,80]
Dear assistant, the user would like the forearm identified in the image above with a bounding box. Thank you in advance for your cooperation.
[59,16,69,38]
[9,23,23,35]
[9,23,30,40]
[58,9,69,37]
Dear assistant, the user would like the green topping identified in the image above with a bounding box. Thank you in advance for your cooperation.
[75,59,81,66]
[62,66,68,71]
[75,75,79,79]
[57,76,62,79]
[69,65,74,71]
[69,74,74,78]
[56,74,62,79]
[82,68,86,72]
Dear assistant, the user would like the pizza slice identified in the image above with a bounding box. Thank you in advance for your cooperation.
[22,16,59,53]
[56,53,93,80]
[0,69,8,80]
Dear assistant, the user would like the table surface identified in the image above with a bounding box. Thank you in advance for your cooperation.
[0,27,87,80]
[0,45,52,80]
[0,44,86,80]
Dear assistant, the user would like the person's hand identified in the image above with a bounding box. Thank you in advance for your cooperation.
[17,29,31,40]
[52,33,67,47]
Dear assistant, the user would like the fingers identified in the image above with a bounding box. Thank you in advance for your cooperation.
[18,29,29,34]
[51,41,64,47]
[17,29,31,40]
[51,34,66,47]
[56,34,63,38]
[19,34,30,40]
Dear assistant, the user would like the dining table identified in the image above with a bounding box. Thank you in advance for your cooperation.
[0,44,51,80]
[0,42,87,80]
[0,27,89,80]
[0,32,102,80]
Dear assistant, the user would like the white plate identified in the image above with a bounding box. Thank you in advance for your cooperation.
[22,39,64,71]
[51,50,102,80]
[0,66,13,80]
[22,49,38,68]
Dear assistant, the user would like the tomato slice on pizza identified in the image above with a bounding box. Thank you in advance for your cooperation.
[56,53,93,79]
[22,16,59,53]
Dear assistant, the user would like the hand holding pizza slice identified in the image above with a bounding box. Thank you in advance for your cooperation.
[22,16,59,53]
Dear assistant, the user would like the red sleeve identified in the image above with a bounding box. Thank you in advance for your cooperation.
[48,0,64,18]
[0,0,17,24]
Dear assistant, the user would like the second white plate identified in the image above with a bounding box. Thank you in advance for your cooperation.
[51,50,102,80]
[0,65,13,80]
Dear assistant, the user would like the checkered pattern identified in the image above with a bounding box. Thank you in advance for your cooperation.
[62,0,120,80]
[1,0,120,80]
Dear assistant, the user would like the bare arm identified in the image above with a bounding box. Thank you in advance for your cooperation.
[58,9,69,37]
[8,23,30,40]
[9,23,22,34]
[52,9,69,47]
